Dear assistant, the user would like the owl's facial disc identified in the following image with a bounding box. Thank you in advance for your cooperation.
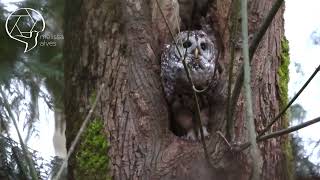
[180,39,212,70]
[172,30,217,73]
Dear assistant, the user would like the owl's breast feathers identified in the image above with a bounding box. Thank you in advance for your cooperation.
[161,49,217,107]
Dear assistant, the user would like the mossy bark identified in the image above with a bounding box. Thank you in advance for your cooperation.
[74,118,110,179]
[278,37,294,180]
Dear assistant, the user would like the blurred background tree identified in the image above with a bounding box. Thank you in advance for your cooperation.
[310,30,320,45]
[0,0,64,140]
[0,0,65,179]
[289,103,320,179]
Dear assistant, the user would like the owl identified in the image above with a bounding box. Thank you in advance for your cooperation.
[161,30,220,140]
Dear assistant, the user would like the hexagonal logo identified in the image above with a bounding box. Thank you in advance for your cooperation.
[5,8,45,53]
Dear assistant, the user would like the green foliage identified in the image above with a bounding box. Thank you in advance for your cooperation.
[75,118,110,180]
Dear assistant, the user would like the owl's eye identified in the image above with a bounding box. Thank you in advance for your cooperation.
[200,42,207,50]
[183,40,192,48]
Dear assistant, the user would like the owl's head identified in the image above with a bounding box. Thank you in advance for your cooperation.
[173,30,218,70]
[161,30,220,93]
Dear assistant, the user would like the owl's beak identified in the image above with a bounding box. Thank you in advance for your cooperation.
[194,47,199,59]
[194,47,204,69]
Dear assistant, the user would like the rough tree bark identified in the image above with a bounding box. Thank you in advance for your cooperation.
[64,0,291,179]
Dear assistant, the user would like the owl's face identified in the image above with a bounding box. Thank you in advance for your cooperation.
[161,30,219,100]
[161,30,218,88]
[174,30,218,71]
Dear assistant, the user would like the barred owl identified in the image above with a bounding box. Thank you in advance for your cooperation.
[161,30,220,140]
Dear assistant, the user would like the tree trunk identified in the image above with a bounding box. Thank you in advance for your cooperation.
[64,0,291,179]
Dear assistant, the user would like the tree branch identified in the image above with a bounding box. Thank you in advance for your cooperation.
[241,0,262,179]
[237,116,320,151]
[226,0,240,141]
[258,117,320,142]
[231,0,284,124]
[258,64,320,137]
